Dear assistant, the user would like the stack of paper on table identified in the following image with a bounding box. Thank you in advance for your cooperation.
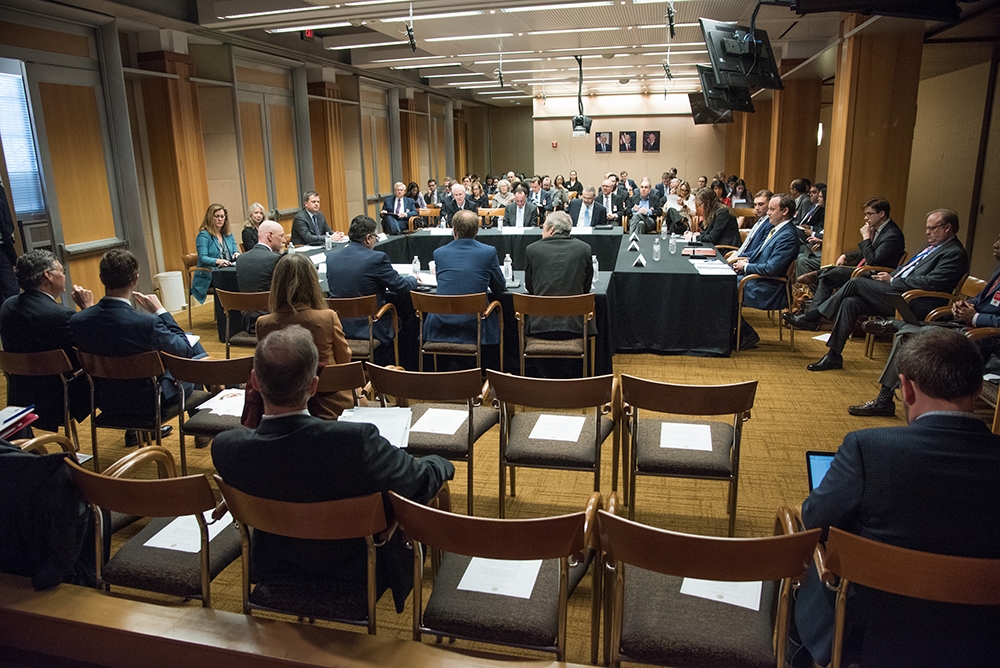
[339,406,412,448]
[690,260,735,275]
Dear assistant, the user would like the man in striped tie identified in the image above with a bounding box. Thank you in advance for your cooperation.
[785,209,969,372]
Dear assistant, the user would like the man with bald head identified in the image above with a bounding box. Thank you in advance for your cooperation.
[438,182,477,226]
[237,220,285,333]
[381,181,418,235]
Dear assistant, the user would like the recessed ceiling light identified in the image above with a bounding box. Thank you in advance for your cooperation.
[426,33,513,42]
[380,11,483,21]
[372,54,446,63]
[502,2,613,13]
[220,4,331,19]
[267,21,351,33]
[391,62,466,69]
[423,72,488,78]
[527,27,617,36]
[456,50,533,57]
[344,0,404,5]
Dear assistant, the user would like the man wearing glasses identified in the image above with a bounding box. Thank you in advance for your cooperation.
[785,208,968,372]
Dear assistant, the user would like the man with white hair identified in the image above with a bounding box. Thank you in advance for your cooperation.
[438,182,477,226]
[380,181,418,235]
[236,220,285,333]
[627,178,662,234]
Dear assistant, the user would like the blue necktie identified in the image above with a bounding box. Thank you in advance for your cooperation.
[583,206,591,227]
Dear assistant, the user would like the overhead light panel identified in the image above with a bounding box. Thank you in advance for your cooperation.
[503,2,613,13]
[380,10,483,21]
[527,27,617,36]
[372,54,446,63]
[423,72,488,78]
[426,33,513,42]
[266,21,350,33]
[326,40,408,50]
[219,4,331,19]
[345,0,406,5]
[457,50,532,57]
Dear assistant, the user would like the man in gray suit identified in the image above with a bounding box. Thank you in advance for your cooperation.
[524,211,594,338]
[291,191,333,245]
[236,220,284,333]
[503,187,539,227]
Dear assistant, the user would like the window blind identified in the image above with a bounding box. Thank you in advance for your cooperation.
[0,72,45,216]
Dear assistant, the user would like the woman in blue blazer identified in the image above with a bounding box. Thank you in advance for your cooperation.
[192,203,239,303]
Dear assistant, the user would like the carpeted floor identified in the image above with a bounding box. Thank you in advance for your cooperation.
[23,299,996,665]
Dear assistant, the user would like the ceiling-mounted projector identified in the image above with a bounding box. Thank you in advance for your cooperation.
[571,115,592,137]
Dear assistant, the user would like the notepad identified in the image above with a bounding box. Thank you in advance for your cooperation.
[186,333,201,346]
[392,263,414,275]
[660,422,712,451]
[681,247,717,257]
[143,512,233,553]
[429,227,453,235]
[339,406,412,448]
[679,578,762,611]
[571,227,594,235]
[529,414,586,442]
[457,558,543,599]
[812,332,831,343]
[411,408,467,435]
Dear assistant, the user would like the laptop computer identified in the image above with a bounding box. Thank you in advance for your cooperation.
[806,450,836,491]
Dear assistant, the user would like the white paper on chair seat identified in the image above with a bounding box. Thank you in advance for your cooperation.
[679,578,762,611]
[339,406,411,448]
[196,389,245,417]
[411,408,467,435]
[529,414,586,442]
[143,512,233,553]
[660,422,712,451]
[457,557,543,599]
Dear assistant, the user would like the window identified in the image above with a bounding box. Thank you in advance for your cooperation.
[0,71,45,216]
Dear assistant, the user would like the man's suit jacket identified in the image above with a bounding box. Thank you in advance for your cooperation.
[654,182,673,200]
[291,208,332,246]
[967,264,1000,327]
[596,140,611,152]
[792,194,813,225]
[69,298,197,417]
[597,191,626,224]
[741,223,800,310]
[236,243,281,333]
[425,238,505,345]
[212,414,454,613]
[627,191,663,219]
[566,198,607,227]
[735,216,773,259]
[0,290,89,431]
[797,415,1000,665]
[844,219,906,268]
[524,234,595,336]
[381,195,418,235]
[438,197,477,225]
[528,188,552,213]
[326,241,417,343]
[888,236,969,318]
[502,201,539,228]
[799,203,825,234]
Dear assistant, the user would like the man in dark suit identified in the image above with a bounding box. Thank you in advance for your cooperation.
[653,172,673,200]
[527,177,552,219]
[425,179,440,207]
[789,178,813,226]
[326,215,417,363]
[598,179,625,226]
[596,133,612,152]
[733,193,801,350]
[70,249,204,439]
[291,190,333,245]
[789,328,1000,667]
[566,170,584,196]
[438,183,477,226]
[424,210,505,347]
[236,220,284,334]
[799,197,906,307]
[0,250,93,432]
[727,190,774,265]
[627,178,662,234]
[786,208,969,372]
[619,170,637,194]
[793,183,827,275]
[212,325,453,613]
[566,186,607,227]
[524,211,594,340]
[502,187,539,228]
[848,234,1000,416]
[380,181,419,236]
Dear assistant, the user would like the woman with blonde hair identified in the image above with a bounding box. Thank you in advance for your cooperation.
[241,202,268,251]
[255,253,353,419]
[193,203,239,303]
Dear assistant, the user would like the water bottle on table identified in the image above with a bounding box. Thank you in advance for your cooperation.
[592,255,599,287]
[412,255,421,275]
[653,237,661,262]
[669,235,677,255]
[503,254,513,281]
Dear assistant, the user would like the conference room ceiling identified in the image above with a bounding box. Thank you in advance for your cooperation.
[201,0,844,106]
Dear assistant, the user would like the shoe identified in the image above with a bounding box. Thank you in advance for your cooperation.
[861,318,901,336]
[807,353,843,372]
[783,312,820,331]
[194,435,212,449]
[848,399,896,416]
[124,424,173,447]
[739,330,761,350]
[797,270,819,285]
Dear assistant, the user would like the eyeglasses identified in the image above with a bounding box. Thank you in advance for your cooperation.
[863,211,878,218]
[925,223,946,232]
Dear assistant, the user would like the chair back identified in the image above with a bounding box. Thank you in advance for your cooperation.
[76,349,164,381]
[182,253,198,271]
[390,491,585,560]
[215,289,271,313]
[67,457,217,518]
[368,363,483,402]
[739,228,750,242]
[621,374,757,416]
[488,370,612,410]
[0,349,74,377]
[326,295,379,319]
[599,510,820,581]
[513,293,594,318]
[962,276,987,299]
[216,477,386,541]
[824,527,1000,606]
[17,434,77,458]
[316,361,367,394]
[161,353,254,386]
[411,291,488,316]
[102,446,176,479]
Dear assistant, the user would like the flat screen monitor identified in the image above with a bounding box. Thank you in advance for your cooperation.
[698,65,754,114]
[700,18,783,91]
[688,93,734,125]
[795,0,961,22]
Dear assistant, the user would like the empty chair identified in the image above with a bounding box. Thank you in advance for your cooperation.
[325,295,399,366]
[621,375,757,536]
[513,293,595,377]
[0,349,83,452]
[599,508,821,668]
[215,478,388,634]
[389,490,602,662]
[411,291,503,372]
[66,448,240,607]
[366,363,497,515]
[182,252,214,329]
[488,370,619,518]
[214,289,269,358]
[315,360,369,407]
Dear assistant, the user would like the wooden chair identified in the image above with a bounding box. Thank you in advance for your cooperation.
[67,448,239,607]
[14,433,78,459]
[316,360,370,406]
[389,490,602,663]
[325,295,399,366]
[411,208,440,229]
[0,349,82,452]
[366,363,496,515]
[215,477,388,634]
[820,527,1000,668]
[513,293,595,377]
[567,191,577,200]
[488,370,619,519]
[182,252,213,329]
[621,375,757,536]
[411,291,503,372]
[75,349,210,472]
[160,353,255,475]
[214,289,269,359]
[599,508,821,668]
[736,260,797,353]
[478,207,504,228]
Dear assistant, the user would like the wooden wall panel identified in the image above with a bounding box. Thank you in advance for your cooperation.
[724,112,745,179]
[0,20,90,59]
[400,102,421,185]
[362,117,375,196]
[741,99,772,195]
[66,254,104,300]
[268,104,299,211]
[375,115,392,195]
[454,118,468,179]
[433,118,447,179]
[768,75,822,193]
[37,82,115,245]
[239,101,269,211]
[309,90,349,233]
[235,67,290,91]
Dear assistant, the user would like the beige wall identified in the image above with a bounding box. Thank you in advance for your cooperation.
[198,85,244,220]
[489,106,534,177]
[531,94,725,191]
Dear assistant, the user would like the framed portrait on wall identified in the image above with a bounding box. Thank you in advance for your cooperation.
[595,132,612,153]
[643,131,660,152]
[619,131,636,153]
